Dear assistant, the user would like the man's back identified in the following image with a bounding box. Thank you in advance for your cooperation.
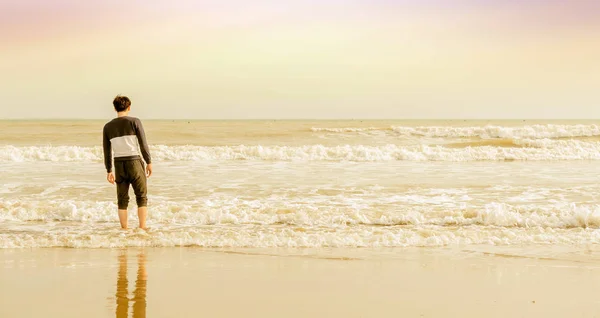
[103,116,151,172]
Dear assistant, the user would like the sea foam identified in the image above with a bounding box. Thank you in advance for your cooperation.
[3,139,600,162]
[313,124,600,139]
[3,198,600,228]
[3,183,600,248]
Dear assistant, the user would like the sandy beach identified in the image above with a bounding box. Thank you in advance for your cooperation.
[1,247,600,318]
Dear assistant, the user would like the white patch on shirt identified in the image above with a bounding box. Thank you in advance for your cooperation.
[111,135,140,158]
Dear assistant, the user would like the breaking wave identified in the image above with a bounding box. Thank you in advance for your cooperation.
[2,199,600,248]
[312,124,600,139]
[3,199,600,228]
[3,139,600,162]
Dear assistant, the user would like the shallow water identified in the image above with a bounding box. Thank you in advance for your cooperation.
[2,120,600,248]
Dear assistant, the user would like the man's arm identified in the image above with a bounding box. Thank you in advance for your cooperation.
[135,119,152,177]
[103,126,115,184]
[102,126,112,173]
[135,119,152,165]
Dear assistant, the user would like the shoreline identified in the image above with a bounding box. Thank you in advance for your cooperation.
[2,246,600,317]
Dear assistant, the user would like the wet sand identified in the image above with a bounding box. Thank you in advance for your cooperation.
[1,247,600,318]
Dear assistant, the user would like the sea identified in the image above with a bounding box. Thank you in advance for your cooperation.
[2,119,600,248]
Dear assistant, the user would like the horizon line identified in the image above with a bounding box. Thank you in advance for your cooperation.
[2,118,600,121]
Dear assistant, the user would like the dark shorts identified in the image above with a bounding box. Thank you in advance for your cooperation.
[114,159,147,209]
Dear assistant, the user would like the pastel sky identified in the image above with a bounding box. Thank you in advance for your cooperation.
[1,0,599,119]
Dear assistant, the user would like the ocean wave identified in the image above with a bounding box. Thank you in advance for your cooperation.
[3,140,600,162]
[4,225,600,248]
[311,127,391,133]
[312,124,600,139]
[2,199,600,229]
[3,200,600,248]
[447,138,600,149]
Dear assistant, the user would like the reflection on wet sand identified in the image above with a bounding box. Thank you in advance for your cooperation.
[116,250,147,318]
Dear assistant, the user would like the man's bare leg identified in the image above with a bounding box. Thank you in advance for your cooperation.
[138,207,147,229]
[118,209,128,229]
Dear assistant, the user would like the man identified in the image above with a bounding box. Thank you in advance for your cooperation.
[103,95,153,230]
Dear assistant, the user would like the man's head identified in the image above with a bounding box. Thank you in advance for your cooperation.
[113,95,131,112]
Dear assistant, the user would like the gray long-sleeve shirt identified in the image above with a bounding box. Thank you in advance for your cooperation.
[102,116,152,173]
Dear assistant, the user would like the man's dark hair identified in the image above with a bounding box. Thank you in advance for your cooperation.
[113,95,131,112]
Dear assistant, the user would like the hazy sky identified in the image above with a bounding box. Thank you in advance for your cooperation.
[1,0,599,119]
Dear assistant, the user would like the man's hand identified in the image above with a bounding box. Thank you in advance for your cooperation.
[107,172,115,184]
[146,163,153,178]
